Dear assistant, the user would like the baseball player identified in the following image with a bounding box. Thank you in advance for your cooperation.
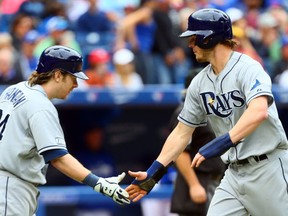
[0,45,130,216]
[126,8,288,216]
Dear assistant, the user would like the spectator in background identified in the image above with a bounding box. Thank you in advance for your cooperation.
[33,16,81,58]
[17,0,45,20]
[112,48,143,91]
[225,7,263,65]
[0,0,26,32]
[269,4,288,35]
[85,48,115,88]
[275,69,288,89]
[176,0,196,33]
[74,0,118,56]
[0,32,24,82]
[115,0,159,84]
[207,0,239,11]
[151,0,189,84]
[35,0,67,36]
[238,0,269,31]
[272,36,288,84]
[0,33,14,50]
[9,13,36,50]
[252,11,282,76]
[75,0,117,33]
[64,0,90,25]
[18,30,40,80]
[0,48,24,85]
[173,0,209,72]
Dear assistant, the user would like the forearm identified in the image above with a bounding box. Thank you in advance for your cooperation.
[130,122,194,193]
[157,122,194,166]
[120,7,152,28]
[51,154,91,183]
[229,96,268,143]
[52,154,130,205]
[176,152,200,187]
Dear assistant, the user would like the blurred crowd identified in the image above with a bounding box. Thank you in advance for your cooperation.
[0,0,288,89]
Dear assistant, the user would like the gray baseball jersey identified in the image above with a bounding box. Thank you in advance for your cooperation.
[0,81,67,185]
[178,51,288,163]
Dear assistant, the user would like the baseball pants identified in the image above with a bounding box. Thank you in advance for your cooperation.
[0,170,39,216]
[207,149,288,216]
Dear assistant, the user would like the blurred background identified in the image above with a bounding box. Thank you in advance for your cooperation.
[1,0,288,215]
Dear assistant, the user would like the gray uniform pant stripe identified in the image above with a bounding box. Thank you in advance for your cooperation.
[4,176,9,216]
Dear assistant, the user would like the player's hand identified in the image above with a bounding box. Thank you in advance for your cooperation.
[191,152,206,168]
[125,171,148,202]
[94,172,130,205]
[189,184,207,204]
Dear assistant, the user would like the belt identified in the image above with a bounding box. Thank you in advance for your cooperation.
[233,154,268,165]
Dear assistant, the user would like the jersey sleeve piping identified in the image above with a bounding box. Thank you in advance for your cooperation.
[246,91,274,106]
[178,115,207,127]
[38,145,67,154]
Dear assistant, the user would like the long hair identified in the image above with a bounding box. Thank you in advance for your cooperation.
[28,70,68,86]
[220,39,239,49]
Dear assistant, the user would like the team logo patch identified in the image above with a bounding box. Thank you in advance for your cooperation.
[250,79,261,91]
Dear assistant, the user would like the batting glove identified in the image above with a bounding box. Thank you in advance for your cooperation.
[83,172,130,205]
[95,172,130,205]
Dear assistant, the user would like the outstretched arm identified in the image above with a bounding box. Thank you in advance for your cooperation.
[126,122,195,202]
[51,154,130,205]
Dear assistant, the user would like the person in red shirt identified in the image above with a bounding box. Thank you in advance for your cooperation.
[85,48,115,88]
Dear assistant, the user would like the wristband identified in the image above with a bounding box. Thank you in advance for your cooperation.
[132,160,172,193]
[199,133,234,159]
[132,160,165,185]
[147,160,166,182]
[82,173,99,188]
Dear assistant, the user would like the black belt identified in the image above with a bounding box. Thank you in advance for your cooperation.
[234,154,268,165]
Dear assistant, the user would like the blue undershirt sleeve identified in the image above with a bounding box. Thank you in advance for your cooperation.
[41,149,69,163]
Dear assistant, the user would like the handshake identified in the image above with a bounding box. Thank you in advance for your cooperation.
[89,161,169,205]
[93,172,130,205]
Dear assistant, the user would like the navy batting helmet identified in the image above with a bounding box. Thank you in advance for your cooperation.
[36,45,88,80]
[179,8,233,49]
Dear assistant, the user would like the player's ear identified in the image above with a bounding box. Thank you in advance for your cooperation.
[53,69,62,82]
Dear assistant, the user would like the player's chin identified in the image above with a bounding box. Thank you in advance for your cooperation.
[63,90,74,99]
[195,56,205,63]
[59,93,69,100]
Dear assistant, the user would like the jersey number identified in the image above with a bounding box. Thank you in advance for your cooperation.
[0,109,10,140]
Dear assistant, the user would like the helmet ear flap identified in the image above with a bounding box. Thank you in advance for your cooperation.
[195,33,222,49]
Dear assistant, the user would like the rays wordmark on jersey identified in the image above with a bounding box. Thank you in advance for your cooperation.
[200,90,245,117]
